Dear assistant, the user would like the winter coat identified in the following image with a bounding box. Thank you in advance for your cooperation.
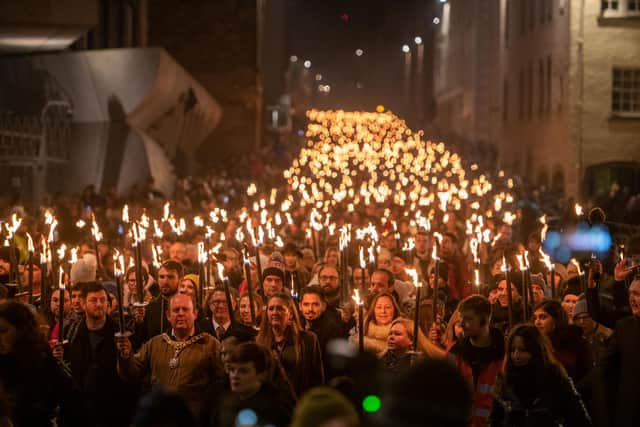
[268,328,324,403]
[0,351,83,427]
[489,367,591,427]
[448,327,505,427]
[301,310,345,367]
[208,382,292,427]
[598,315,640,427]
[548,325,593,388]
[118,332,224,417]
[64,316,138,425]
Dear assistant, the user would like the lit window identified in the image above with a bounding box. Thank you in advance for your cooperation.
[612,68,640,116]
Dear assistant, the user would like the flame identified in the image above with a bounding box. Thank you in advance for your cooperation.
[470,238,479,264]
[57,244,67,261]
[474,269,480,286]
[76,220,86,228]
[352,289,363,306]
[59,266,65,290]
[153,220,164,238]
[570,258,583,275]
[516,254,526,271]
[26,232,34,253]
[122,205,129,223]
[359,247,366,269]
[402,237,415,252]
[198,242,207,264]
[575,203,583,216]
[216,262,226,282]
[163,202,170,222]
[405,267,420,288]
[539,248,553,270]
[69,247,78,265]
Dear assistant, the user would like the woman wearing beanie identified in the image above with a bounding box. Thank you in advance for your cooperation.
[256,293,324,405]
[290,387,359,427]
[489,324,591,426]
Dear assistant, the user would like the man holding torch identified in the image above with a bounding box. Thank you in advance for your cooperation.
[53,282,137,426]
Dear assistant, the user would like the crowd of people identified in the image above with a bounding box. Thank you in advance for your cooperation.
[1,115,639,426]
[0,185,638,427]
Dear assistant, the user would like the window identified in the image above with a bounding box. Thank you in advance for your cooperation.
[602,0,619,10]
[602,0,640,16]
[612,68,640,115]
[548,0,554,21]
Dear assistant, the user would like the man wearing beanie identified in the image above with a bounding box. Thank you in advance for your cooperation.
[261,252,285,299]
[573,299,612,364]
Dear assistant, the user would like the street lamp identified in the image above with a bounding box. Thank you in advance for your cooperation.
[290,55,298,63]
[402,44,410,53]
[414,36,422,45]
[433,17,440,24]
[355,48,364,57]
[304,60,312,69]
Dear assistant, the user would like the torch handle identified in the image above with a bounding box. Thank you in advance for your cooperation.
[413,286,421,352]
[358,304,364,351]
[28,253,34,305]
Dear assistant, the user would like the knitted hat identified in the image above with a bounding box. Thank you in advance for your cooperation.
[183,274,200,287]
[290,387,359,427]
[70,253,97,284]
[572,299,589,319]
[262,251,285,283]
[529,273,550,298]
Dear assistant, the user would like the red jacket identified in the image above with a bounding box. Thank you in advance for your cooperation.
[447,328,505,427]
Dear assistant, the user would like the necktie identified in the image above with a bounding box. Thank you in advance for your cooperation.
[216,325,225,339]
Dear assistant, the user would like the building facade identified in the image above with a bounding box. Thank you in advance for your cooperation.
[433,0,640,199]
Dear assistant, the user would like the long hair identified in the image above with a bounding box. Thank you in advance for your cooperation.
[533,299,569,336]
[503,324,567,380]
[0,302,49,369]
[256,293,303,363]
[237,292,264,326]
[364,292,403,334]
[443,309,462,349]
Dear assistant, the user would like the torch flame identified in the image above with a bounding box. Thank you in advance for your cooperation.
[352,289,363,306]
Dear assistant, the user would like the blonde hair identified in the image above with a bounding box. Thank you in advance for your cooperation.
[443,310,462,349]
[389,317,446,359]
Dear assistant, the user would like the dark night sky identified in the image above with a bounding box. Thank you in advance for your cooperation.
[285,0,435,115]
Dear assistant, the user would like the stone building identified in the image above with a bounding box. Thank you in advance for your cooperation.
[433,0,640,199]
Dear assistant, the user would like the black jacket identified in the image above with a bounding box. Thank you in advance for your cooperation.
[489,367,591,427]
[269,328,324,404]
[301,311,345,374]
[64,316,138,426]
[0,351,83,427]
[208,382,292,427]
[598,315,640,427]
[134,294,173,345]
[490,302,526,334]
